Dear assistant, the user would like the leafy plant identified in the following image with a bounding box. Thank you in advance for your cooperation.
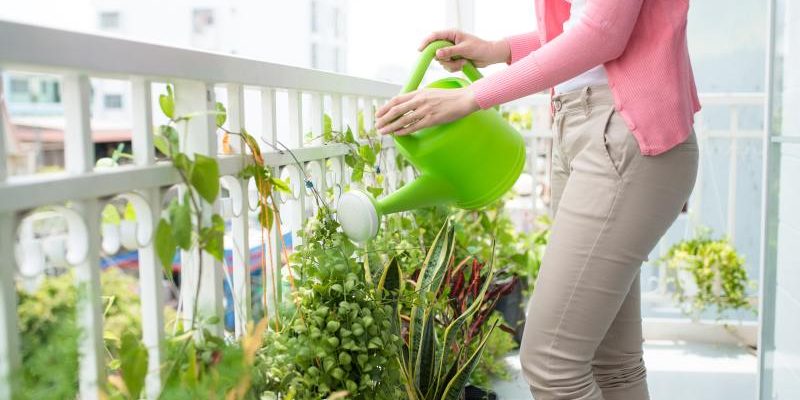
[15,268,147,399]
[388,219,500,400]
[467,320,517,388]
[658,229,756,320]
[252,211,403,399]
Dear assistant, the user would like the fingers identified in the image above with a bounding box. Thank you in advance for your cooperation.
[376,91,416,118]
[379,106,427,135]
[418,29,459,51]
[376,97,423,131]
[439,59,466,73]
[392,113,431,136]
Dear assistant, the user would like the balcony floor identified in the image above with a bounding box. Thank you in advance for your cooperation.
[492,340,757,400]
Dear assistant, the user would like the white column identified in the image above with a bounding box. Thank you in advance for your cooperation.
[63,73,105,399]
[174,81,224,337]
[0,69,20,400]
[285,90,306,237]
[226,84,251,337]
[131,78,165,399]
[727,107,739,242]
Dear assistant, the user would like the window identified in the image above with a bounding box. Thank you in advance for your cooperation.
[98,11,120,30]
[192,9,215,35]
[104,94,123,109]
[9,78,28,94]
[311,0,319,33]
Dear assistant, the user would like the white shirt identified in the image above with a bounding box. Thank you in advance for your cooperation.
[553,0,609,94]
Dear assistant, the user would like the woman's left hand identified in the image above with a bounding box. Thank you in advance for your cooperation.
[375,87,480,136]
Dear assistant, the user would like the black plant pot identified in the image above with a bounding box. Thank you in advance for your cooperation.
[464,385,498,400]
[495,279,528,344]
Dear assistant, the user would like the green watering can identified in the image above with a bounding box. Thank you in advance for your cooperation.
[337,40,526,241]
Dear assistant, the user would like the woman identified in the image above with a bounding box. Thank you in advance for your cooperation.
[375,0,699,399]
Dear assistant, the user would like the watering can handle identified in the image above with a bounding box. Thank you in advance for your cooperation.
[401,40,484,94]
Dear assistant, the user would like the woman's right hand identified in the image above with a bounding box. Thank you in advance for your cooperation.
[419,30,510,72]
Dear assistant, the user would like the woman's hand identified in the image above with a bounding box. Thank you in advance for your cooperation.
[420,29,510,72]
[375,87,479,136]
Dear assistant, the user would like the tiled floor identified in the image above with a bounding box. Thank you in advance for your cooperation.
[491,340,757,400]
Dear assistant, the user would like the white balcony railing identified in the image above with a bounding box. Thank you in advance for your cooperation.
[0,20,405,399]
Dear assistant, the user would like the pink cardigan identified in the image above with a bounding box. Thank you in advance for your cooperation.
[470,0,701,156]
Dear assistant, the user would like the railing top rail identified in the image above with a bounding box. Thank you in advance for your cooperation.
[0,20,401,98]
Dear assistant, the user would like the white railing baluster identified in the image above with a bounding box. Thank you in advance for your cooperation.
[0,69,21,400]
[331,94,343,132]
[260,87,283,314]
[286,89,307,233]
[344,95,359,136]
[310,92,324,145]
[362,97,375,133]
[131,78,165,399]
[63,73,105,399]
[175,81,224,337]
[727,106,739,242]
[226,84,251,337]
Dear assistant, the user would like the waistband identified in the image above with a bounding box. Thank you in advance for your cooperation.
[552,84,615,115]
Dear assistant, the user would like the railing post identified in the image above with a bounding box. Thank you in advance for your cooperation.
[331,94,343,132]
[131,78,165,399]
[286,89,306,237]
[174,81,224,337]
[226,83,251,337]
[0,69,21,400]
[260,87,283,315]
[63,73,105,399]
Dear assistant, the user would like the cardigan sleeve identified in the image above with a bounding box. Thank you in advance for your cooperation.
[505,32,542,64]
[471,0,644,109]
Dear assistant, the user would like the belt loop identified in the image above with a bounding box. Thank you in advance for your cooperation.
[581,86,592,116]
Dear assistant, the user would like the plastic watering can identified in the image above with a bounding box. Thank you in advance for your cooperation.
[337,40,526,242]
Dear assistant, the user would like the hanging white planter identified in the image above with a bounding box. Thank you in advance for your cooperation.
[101,222,121,254]
[119,220,138,250]
[42,234,68,268]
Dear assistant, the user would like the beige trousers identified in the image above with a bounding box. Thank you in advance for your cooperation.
[520,85,698,400]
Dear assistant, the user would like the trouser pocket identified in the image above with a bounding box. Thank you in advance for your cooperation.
[599,107,639,179]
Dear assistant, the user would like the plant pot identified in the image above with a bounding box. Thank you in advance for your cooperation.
[464,385,498,400]
[495,279,528,344]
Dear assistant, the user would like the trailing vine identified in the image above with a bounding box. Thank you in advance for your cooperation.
[658,229,756,320]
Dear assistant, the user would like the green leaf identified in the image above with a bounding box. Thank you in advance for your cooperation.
[358,144,376,165]
[270,176,292,194]
[201,214,225,261]
[172,152,192,175]
[323,113,333,141]
[101,204,121,225]
[123,202,137,221]
[190,153,220,203]
[415,309,436,396]
[159,89,175,119]
[154,219,176,278]
[367,186,383,198]
[168,195,193,250]
[215,101,227,127]
[258,206,274,230]
[344,126,355,143]
[156,124,179,156]
[119,332,148,399]
[438,320,500,400]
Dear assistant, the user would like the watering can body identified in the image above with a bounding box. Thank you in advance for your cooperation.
[337,41,526,241]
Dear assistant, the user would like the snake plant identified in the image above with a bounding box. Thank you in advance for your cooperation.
[378,218,499,400]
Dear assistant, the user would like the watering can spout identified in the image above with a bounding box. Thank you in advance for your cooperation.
[337,40,526,242]
[337,175,455,242]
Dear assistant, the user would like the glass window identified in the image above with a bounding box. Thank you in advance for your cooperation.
[9,78,28,94]
[98,11,120,30]
[103,94,123,109]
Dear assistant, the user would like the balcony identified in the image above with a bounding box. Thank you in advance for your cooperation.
[0,7,794,400]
